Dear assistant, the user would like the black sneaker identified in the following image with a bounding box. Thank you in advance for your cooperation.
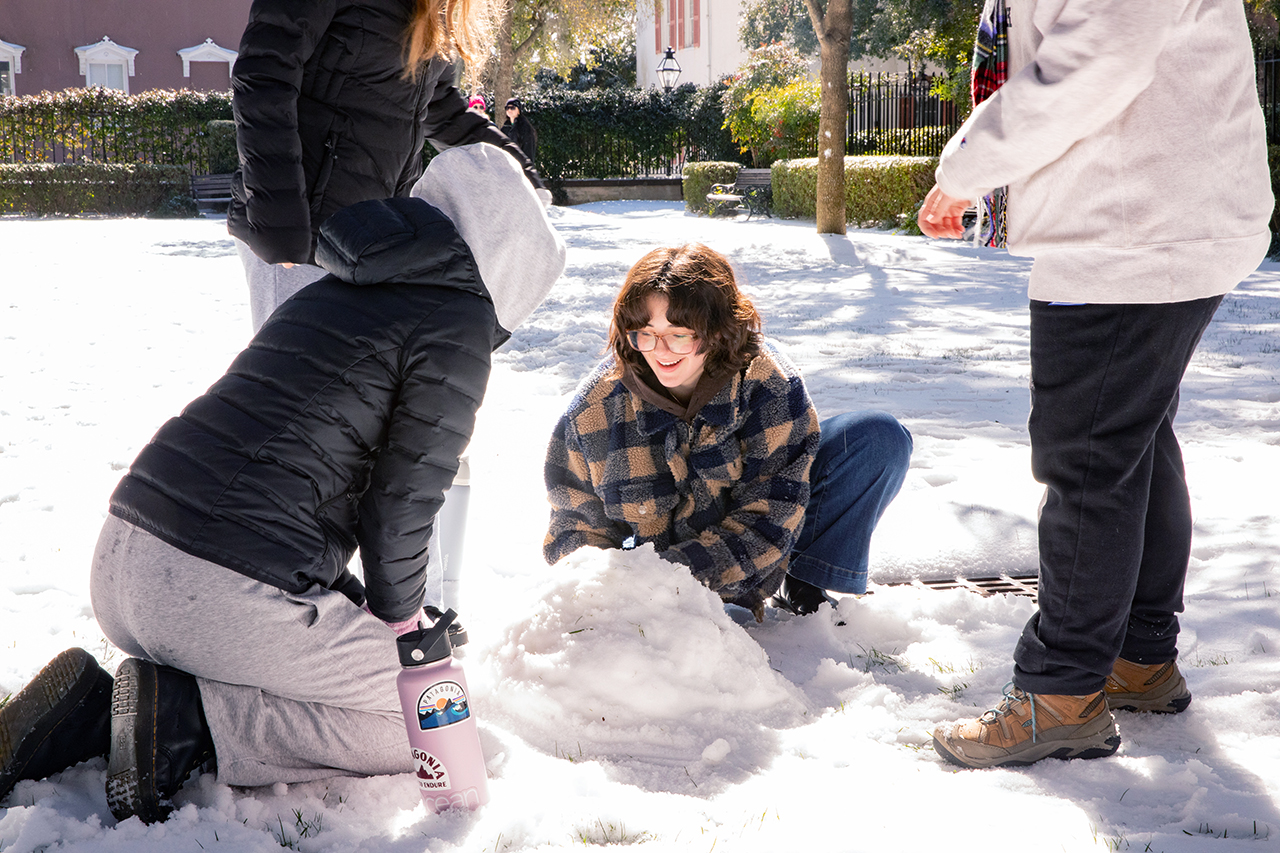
[0,648,113,802]
[106,659,215,824]
[769,574,835,616]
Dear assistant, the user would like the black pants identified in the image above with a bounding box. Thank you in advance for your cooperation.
[1013,296,1223,695]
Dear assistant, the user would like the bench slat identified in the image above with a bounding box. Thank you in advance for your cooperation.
[191,173,234,211]
[706,168,772,219]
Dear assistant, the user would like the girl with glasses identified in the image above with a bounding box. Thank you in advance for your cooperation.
[543,243,913,621]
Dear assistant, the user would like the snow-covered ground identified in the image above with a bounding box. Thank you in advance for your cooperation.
[1,202,1278,852]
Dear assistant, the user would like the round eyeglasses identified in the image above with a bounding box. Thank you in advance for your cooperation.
[627,330,698,354]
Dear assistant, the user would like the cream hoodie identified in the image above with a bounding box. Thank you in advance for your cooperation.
[936,0,1273,303]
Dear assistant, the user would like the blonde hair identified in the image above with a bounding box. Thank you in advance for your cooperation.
[403,0,496,79]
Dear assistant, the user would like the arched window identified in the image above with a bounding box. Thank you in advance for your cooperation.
[177,39,238,77]
[0,39,25,97]
[74,37,139,94]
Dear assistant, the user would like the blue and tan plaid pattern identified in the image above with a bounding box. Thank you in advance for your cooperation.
[544,343,820,599]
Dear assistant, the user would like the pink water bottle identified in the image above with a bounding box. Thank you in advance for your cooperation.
[396,609,489,812]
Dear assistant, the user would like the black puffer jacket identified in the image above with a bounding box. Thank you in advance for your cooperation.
[228,0,542,265]
[110,197,498,622]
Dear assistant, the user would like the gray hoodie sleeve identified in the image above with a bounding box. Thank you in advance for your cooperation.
[935,0,1180,201]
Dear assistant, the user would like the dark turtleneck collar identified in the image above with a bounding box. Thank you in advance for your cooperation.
[620,359,735,424]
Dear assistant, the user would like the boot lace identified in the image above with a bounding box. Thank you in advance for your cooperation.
[979,681,1039,743]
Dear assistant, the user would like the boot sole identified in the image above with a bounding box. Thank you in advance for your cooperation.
[106,659,165,824]
[1106,677,1192,715]
[933,731,1121,768]
[0,648,108,801]
[1108,694,1191,714]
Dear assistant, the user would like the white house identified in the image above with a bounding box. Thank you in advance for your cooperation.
[635,0,747,89]
[635,0,921,90]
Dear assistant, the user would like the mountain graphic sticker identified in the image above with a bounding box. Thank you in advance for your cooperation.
[417,680,471,730]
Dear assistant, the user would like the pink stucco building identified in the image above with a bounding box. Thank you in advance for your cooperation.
[0,0,251,97]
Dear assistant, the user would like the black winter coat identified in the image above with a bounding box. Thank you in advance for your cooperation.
[228,0,543,265]
[500,116,537,165]
[110,197,498,622]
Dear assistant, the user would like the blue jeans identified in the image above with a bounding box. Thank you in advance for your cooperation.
[787,411,913,595]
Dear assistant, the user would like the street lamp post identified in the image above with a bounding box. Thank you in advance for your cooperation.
[656,46,681,92]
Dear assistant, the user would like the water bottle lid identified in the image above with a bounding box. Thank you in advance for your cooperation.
[396,608,457,666]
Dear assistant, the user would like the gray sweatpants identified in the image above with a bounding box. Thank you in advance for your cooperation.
[234,238,327,333]
[90,515,413,786]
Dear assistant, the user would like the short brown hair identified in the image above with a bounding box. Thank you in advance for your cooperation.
[609,243,762,378]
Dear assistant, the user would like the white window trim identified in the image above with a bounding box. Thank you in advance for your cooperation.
[177,38,237,77]
[74,37,139,94]
[0,39,25,74]
[0,38,25,96]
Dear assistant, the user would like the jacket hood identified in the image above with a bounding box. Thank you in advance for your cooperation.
[410,143,566,336]
[314,196,485,298]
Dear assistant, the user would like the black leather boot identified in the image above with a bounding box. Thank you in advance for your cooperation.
[106,659,215,824]
[769,574,835,616]
[0,647,113,802]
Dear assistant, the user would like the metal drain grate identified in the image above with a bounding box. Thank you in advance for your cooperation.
[886,574,1039,599]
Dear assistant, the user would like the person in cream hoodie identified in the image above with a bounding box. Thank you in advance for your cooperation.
[919,0,1273,769]
[0,144,566,822]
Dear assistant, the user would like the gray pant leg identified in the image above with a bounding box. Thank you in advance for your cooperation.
[90,516,412,786]
[234,238,327,333]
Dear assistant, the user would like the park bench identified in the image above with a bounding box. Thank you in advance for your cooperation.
[191,172,234,214]
[706,168,772,219]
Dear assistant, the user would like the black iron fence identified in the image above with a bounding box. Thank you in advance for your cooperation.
[847,73,961,157]
[1259,47,1280,144]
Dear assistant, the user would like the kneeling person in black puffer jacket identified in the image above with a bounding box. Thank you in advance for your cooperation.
[0,144,565,823]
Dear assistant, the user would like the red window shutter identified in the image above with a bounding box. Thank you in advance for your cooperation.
[691,0,700,47]
[677,0,686,47]
[655,3,662,52]
[668,0,677,52]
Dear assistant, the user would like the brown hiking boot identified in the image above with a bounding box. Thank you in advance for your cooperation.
[1105,658,1191,714]
[932,683,1120,769]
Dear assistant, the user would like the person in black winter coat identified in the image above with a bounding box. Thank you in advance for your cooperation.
[501,97,538,166]
[228,0,550,331]
[0,145,565,823]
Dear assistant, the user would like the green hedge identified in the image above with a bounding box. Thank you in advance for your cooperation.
[0,163,196,216]
[772,155,937,224]
[518,82,744,182]
[682,161,742,214]
[206,120,239,174]
[0,88,232,173]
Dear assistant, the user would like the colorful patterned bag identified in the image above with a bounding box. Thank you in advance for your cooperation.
[971,0,1009,247]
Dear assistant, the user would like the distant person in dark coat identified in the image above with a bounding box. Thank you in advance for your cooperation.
[0,145,565,825]
[228,0,550,331]
[501,98,538,167]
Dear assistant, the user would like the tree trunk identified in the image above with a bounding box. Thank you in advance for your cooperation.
[804,0,853,234]
[491,0,516,125]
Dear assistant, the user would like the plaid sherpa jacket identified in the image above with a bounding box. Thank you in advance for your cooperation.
[543,342,820,602]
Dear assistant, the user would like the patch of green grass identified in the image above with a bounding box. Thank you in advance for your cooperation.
[853,645,907,674]
[270,810,324,849]
[1183,820,1270,840]
[571,818,655,845]
[1185,652,1232,668]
